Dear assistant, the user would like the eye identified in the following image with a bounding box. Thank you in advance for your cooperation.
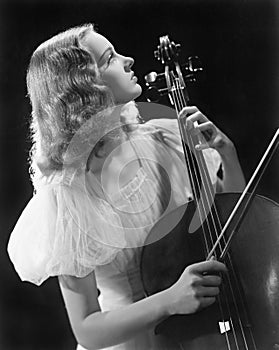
[107,52,115,66]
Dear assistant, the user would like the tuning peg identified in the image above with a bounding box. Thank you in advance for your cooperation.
[154,50,160,60]
[154,45,161,61]
[188,56,203,73]
[145,72,158,85]
[174,43,181,54]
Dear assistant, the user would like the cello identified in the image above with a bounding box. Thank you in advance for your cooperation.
[140,35,279,349]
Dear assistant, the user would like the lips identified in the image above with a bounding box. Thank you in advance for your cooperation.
[131,72,138,82]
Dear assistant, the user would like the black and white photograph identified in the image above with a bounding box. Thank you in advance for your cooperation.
[1,0,279,349]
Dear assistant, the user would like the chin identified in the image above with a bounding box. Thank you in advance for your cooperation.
[134,85,142,99]
[117,86,142,104]
[132,84,142,99]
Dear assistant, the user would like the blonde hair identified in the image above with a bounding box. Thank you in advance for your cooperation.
[27,23,114,172]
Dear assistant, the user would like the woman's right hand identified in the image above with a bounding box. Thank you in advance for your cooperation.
[164,259,227,316]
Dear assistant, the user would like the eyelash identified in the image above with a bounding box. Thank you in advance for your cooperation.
[107,53,115,65]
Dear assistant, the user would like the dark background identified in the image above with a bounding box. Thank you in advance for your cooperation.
[1,0,279,349]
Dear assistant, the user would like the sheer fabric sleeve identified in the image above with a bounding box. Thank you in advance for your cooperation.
[7,180,125,286]
[145,118,222,185]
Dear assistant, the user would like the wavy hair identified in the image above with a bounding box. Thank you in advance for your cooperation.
[27,23,115,173]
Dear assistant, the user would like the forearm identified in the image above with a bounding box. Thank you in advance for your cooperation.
[220,145,246,192]
[78,290,170,350]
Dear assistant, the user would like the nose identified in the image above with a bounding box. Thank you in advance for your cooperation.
[124,56,134,71]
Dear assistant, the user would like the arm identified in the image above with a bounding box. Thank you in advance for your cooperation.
[179,106,246,193]
[216,142,246,193]
[58,260,226,350]
[59,272,168,349]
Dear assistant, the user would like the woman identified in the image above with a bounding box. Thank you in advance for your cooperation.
[8,23,245,349]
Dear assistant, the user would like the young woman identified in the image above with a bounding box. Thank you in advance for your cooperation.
[8,23,246,349]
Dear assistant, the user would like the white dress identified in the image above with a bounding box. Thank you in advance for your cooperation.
[7,117,221,350]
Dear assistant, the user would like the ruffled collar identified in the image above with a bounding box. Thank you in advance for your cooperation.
[31,101,146,191]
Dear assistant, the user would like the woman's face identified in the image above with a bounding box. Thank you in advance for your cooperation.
[82,31,142,104]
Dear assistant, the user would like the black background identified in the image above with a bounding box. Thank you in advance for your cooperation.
[1,0,279,349]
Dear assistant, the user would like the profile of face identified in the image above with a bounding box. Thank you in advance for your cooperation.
[82,31,142,104]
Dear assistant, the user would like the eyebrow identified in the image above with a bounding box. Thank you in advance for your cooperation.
[98,46,113,65]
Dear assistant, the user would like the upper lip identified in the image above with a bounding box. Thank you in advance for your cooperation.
[131,71,135,79]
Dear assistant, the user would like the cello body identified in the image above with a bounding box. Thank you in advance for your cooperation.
[141,193,279,349]
[142,34,279,349]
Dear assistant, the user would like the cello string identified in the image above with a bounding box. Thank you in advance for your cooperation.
[198,126,278,349]
[213,128,279,260]
[186,127,247,349]
[176,93,214,252]
[171,79,233,350]
[172,71,251,349]
[170,84,204,221]
[173,76,226,281]
[170,85,238,349]
[176,79,248,350]
[172,79,210,248]
[157,39,255,349]
[172,49,252,349]
[176,77,222,253]
[180,109,237,350]
[182,105,251,349]
[177,98,241,350]
[186,119,251,348]
[172,73,224,255]
[170,81,202,216]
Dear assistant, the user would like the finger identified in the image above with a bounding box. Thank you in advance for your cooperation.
[212,134,227,150]
[196,122,218,141]
[178,106,199,119]
[195,135,223,151]
[194,122,217,151]
[184,111,209,129]
[202,275,222,286]
[197,286,220,297]
[189,260,228,274]
[195,143,210,151]
[199,296,216,309]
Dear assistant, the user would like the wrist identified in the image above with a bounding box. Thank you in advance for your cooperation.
[156,287,177,317]
[219,142,238,162]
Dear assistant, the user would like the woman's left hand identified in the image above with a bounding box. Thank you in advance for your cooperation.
[179,106,246,192]
[179,106,235,158]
